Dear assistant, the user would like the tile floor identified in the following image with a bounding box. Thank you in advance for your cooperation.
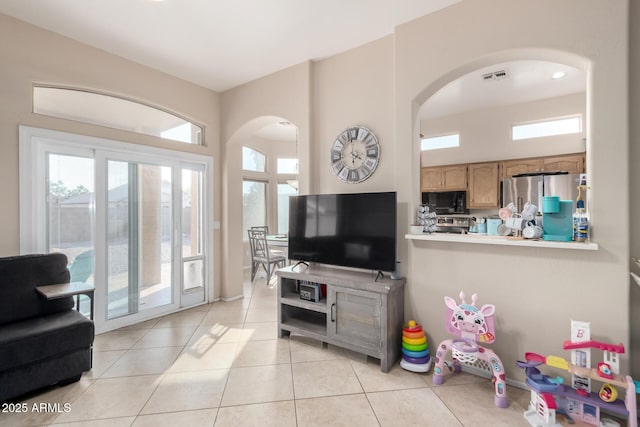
[1,272,629,426]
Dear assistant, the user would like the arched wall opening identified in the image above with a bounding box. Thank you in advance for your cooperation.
[411,48,592,205]
[222,115,299,299]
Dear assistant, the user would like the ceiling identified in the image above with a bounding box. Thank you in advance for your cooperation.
[0,0,461,92]
[0,1,586,138]
[420,60,586,120]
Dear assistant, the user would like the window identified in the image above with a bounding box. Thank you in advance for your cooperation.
[277,158,298,174]
[421,133,460,151]
[277,182,297,234]
[242,180,267,239]
[33,86,203,145]
[512,115,582,140]
[242,147,266,172]
[47,154,95,286]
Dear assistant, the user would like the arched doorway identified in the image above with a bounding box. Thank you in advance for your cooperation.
[222,116,299,299]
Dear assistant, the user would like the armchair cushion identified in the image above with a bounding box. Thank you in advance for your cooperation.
[0,253,73,325]
[0,310,94,371]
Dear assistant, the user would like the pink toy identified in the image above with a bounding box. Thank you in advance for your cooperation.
[432,291,508,408]
[517,321,637,427]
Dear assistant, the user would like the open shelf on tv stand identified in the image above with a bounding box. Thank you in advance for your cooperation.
[276,264,405,373]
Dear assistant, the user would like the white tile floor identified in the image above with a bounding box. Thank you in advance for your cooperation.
[2,272,629,426]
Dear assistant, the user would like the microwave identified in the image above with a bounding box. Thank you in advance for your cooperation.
[421,191,468,214]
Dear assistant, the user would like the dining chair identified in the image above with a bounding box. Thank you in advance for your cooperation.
[250,225,269,233]
[248,228,286,283]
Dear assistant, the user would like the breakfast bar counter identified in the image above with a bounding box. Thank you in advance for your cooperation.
[405,233,599,250]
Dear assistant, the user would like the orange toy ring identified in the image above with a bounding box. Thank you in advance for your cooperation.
[403,330,425,339]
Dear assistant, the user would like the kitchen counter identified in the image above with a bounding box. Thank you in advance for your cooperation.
[405,232,599,250]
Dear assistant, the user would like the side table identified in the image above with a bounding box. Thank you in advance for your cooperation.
[36,281,95,321]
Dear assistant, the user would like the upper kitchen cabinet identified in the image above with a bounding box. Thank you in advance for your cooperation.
[541,153,584,174]
[501,158,542,178]
[468,162,499,208]
[421,165,467,192]
[501,153,585,178]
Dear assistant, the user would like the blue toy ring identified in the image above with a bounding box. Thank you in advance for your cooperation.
[402,348,429,358]
[402,354,430,364]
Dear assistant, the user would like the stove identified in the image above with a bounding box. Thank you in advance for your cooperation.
[435,215,473,234]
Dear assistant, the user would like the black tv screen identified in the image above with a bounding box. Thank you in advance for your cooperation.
[288,191,397,271]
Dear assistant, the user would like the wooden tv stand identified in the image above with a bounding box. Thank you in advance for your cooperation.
[276,265,405,372]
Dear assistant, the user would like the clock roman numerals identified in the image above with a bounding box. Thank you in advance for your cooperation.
[363,158,376,169]
[338,167,350,181]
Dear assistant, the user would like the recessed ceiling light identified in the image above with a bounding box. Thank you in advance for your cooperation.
[551,71,567,79]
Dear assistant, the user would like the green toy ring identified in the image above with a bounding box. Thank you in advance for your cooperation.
[402,342,428,352]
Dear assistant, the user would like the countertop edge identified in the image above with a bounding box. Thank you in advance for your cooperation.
[405,233,599,250]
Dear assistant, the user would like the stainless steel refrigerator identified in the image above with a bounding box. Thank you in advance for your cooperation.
[502,172,582,211]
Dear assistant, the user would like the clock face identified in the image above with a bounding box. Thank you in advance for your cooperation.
[331,126,380,183]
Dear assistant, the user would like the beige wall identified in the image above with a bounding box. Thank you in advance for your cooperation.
[0,14,222,296]
[630,0,640,379]
[220,62,311,299]
[421,93,587,166]
[218,0,632,381]
[312,36,395,194]
[2,0,637,381]
[395,0,629,380]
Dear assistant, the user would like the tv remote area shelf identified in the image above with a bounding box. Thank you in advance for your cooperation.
[276,265,405,373]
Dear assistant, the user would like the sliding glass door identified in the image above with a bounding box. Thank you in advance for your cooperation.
[181,165,206,306]
[21,127,212,333]
[106,160,176,320]
[46,153,95,283]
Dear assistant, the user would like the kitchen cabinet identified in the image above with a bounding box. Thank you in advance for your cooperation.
[541,153,584,174]
[468,162,500,208]
[501,158,542,178]
[501,153,585,178]
[421,165,467,191]
[276,265,404,372]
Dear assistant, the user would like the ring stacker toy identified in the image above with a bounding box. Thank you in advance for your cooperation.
[432,291,507,408]
[400,320,431,373]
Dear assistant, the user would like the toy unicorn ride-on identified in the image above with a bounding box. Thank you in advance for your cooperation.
[432,291,508,408]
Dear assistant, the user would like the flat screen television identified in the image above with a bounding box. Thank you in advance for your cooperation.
[288,191,397,271]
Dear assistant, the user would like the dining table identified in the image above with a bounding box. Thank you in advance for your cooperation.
[266,234,288,260]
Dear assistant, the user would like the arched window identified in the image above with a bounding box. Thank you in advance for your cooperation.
[33,86,204,145]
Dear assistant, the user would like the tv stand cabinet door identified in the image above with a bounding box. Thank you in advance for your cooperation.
[328,286,382,355]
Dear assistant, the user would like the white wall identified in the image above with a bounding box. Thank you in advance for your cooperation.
[420,93,586,166]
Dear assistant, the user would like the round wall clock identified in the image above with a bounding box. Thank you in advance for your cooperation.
[330,125,380,183]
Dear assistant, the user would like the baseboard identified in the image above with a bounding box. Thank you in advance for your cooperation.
[220,294,244,302]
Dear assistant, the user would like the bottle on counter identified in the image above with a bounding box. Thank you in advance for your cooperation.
[573,186,589,242]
